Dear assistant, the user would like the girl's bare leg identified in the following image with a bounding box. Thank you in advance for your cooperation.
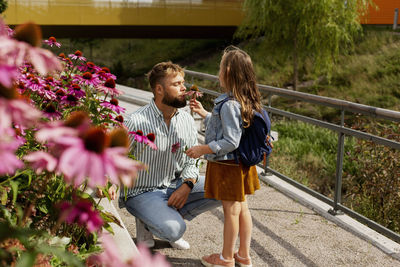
[221,200,241,260]
[238,199,252,258]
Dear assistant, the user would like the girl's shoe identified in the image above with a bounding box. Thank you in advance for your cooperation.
[234,252,252,267]
[201,253,234,267]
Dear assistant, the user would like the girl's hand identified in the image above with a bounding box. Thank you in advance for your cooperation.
[189,99,208,118]
[185,145,213,159]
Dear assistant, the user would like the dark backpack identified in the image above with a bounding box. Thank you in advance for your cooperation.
[219,98,273,166]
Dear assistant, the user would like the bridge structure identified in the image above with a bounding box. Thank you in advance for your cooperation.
[3,0,399,38]
[3,0,243,38]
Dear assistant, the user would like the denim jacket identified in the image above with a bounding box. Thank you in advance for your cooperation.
[204,93,243,161]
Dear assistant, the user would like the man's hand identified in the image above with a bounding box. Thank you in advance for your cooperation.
[96,185,117,200]
[167,184,191,210]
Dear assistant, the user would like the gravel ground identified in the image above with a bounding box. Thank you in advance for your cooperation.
[113,165,400,267]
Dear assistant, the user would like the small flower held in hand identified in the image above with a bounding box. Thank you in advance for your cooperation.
[171,142,181,153]
[185,84,203,100]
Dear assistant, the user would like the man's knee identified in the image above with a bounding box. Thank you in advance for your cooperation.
[160,219,186,242]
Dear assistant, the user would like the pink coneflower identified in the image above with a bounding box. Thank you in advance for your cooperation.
[77,61,101,73]
[0,64,17,88]
[100,98,126,114]
[0,135,23,175]
[25,76,45,92]
[27,46,63,75]
[87,234,170,267]
[43,102,62,119]
[39,85,57,100]
[69,50,86,61]
[54,88,66,100]
[171,142,181,153]
[60,94,79,106]
[128,130,146,143]
[43,36,61,48]
[74,72,101,87]
[145,133,157,150]
[0,98,42,131]
[96,68,116,81]
[0,20,62,76]
[45,76,61,87]
[24,151,57,174]
[185,85,203,99]
[97,78,122,97]
[59,199,103,233]
[56,127,146,188]
[68,83,86,98]
[113,115,124,124]
[87,234,127,267]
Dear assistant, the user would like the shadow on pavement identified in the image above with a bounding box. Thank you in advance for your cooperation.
[210,209,318,267]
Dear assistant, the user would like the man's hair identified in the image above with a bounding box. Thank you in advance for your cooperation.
[146,61,184,90]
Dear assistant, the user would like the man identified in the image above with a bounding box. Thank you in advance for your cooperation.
[121,62,220,250]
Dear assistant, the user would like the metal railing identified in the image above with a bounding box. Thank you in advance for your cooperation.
[184,69,400,243]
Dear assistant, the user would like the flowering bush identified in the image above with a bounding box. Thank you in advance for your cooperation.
[0,19,169,266]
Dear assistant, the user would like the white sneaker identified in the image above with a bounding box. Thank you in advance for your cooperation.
[135,218,155,248]
[169,238,190,250]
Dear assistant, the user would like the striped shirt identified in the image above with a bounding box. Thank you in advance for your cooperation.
[122,99,199,198]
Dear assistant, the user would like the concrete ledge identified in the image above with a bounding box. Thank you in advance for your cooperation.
[258,171,400,261]
[88,189,138,261]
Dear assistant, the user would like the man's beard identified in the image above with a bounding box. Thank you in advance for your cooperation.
[162,90,186,108]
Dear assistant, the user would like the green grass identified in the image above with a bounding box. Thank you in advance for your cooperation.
[269,119,356,197]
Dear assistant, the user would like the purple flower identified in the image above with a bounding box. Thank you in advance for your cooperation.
[53,127,146,188]
[100,98,126,114]
[171,142,181,153]
[67,83,86,98]
[60,94,79,106]
[129,130,146,143]
[24,151,57,174]
[145,133,158,150]
[87,234,171,267]
[43,37,61,48]
[0,64,17,88]
[59,199,103,233]
[68,50,86,61]
[0,135,23,175]
[97,78,122,97]
[0,98,42,132]
[73,72,101,87]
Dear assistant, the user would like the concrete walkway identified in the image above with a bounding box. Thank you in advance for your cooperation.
[115,85,400,266]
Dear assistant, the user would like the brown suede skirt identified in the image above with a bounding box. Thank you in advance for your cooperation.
[204,160,260,202]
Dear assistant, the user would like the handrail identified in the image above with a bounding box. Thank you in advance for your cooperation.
[184,69,400,122]
[184,69,400,244]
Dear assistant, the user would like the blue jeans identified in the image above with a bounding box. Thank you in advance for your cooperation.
[124,176,221,242]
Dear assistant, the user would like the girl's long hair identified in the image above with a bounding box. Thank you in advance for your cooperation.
[219,46,261,128]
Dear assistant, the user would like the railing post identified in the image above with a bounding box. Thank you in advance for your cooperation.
[262,94,273,175]
[329,110,345,215]
[394,8,399,30]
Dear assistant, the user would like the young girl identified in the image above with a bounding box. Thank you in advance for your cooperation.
[185,46,261,267]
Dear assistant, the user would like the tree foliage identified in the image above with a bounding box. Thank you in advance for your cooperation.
[0,0,7,14]
[236,0,374,90]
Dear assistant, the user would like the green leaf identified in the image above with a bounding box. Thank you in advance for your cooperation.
[0,187,7,205]
[102,222,114,235]
[9,180,18,204]
[38,245,84,267]
[16,251,37,267]
[37,204,48,214]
